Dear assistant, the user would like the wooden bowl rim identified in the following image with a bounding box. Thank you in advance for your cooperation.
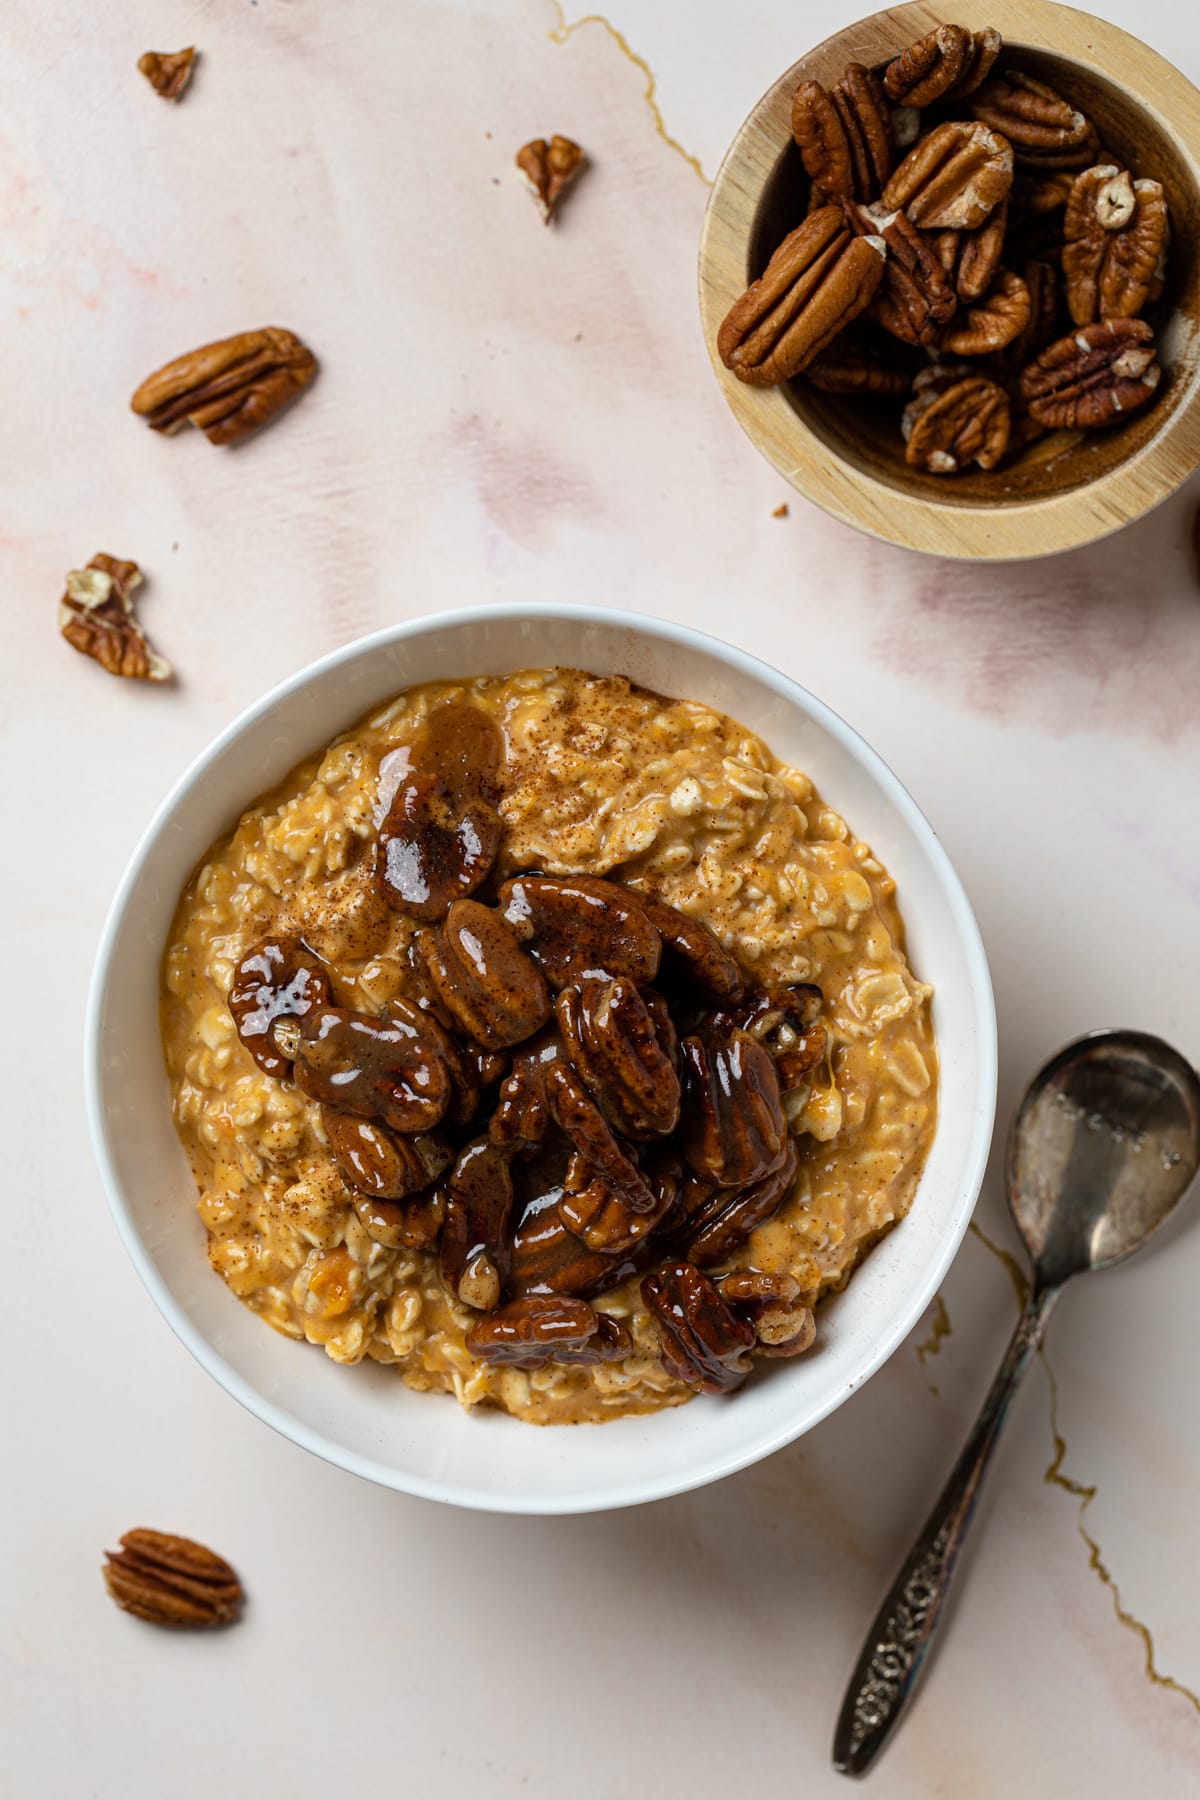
[697,0,1200,559]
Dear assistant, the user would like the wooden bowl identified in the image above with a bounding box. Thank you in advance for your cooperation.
[698,0,1200,559]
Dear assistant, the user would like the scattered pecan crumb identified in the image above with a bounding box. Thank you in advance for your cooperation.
[130,327,317,447]
[60,554,172,683]
[137,48,197,102]
[773,502,789,517]
[103,1529,243,1628]
[515,136,586,223]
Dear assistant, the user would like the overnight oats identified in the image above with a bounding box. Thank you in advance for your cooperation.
[161,669,937,1424]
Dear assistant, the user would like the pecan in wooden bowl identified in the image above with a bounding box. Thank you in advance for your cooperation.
[699,0,1200,559]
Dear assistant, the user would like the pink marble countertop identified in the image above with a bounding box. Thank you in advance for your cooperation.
[4,3,1199,1794]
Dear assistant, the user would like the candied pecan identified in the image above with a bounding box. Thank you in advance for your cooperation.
[940,267,1030,355]
[415,899,551,1050]
[848,202,956,346]
[137,47,196,100]
[1020,319,1160,429]
[377,705,503,922]
[59,554,172,683]
[490,1030,559,1146]
[103,1529,242,1628]
[1063,171,1168,324]
[680,1030,788,1188]
[638,898,744,1004]
[642,1263,755,1393]
[229,936,330,1078]
[716,206,886,386]
[883,120,1012,233]
[467,1293,598,1365]
[706,984,826,1094]
[931,198,1008,304]
[293,998,452,1131]
[560,1159,678,1255]
[717,1272,817,1357]
[500,873,662,988]
[556,978,680,1139]
[903,372,1010,472]
[883,24,971,107]
[546,1060,656,1212]
[321,1106,451,1200]
[130,327,317,445]
[410,1004,486,1128]
[805,338,910,397]
[441,1138,517,1307]
[515,135,585,224]
[510,1190,636,1298]
[349,1183,444,1251]
[972,72,1100,169]
[688,1135,799,1268]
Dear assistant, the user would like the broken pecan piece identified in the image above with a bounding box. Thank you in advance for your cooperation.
[680,1030,788,1188]
[130,327,317,445]
[103,1529,242,1628]
[903,371,1011,473]
[515,135,586,224]
[1063,170,1168,324]
[321,1107,451,1200]
[293,998,452,1131]
[972,72,1100,169]
[848,202,957,347]
[940,267,1030,355]
[688,1135,799,1268]
[229,936,330,1077]
[706,984,826,1095]
[415,899,551,1050]
[500,873,662,988]
[1020,319,1161,429]
[59,554,171,683]
[556,977,680,1139]
[716,1272,817,1357]
[717,206,886,386]
[137,47,196,100]
[931,198,1008,304]
[882,120,1012,231]
[642,1263,755,1394]
[883,24,971,107]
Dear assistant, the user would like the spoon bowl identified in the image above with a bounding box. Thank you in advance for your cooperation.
[1007,1029,1200,1289]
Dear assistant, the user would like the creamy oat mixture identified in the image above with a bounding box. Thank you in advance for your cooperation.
[161,668,936,1424]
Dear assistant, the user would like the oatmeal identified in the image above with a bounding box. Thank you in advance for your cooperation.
[161,669,936,1424]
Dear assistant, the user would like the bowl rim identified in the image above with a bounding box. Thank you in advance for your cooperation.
[697,0,1200,561]
[84,602,998,1512]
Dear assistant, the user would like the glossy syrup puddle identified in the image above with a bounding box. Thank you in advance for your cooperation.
[969,1220,1200,1716]
[547,5,712,184]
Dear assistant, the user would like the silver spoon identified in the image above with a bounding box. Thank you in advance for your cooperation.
[833,1028,1200,1778]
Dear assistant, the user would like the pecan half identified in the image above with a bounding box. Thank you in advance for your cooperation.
[716,1271,817,1357]
[940,266,1030,355]
[137,47,196,100]
[509,1187,636,1298]
[883,24,971,107]
[849,202,957,346]
[945,27,1003,101]
[294,998,452,1131]
[1020,319,1160,429]
[103,1529,242,1628]
[687,1135,799,1267]
[556,978,680,1139]
[500,874,662,988]
[989,257,1060,373]
[468,1295,630,1367]
[639,898,744,1005]
[515,135,586,224]
[1063,171,1168,324]
[560,1158,678,1255]
[545,1060,656,1212]
[642,1263,755,1393]
[717,206,886,386]
[882,120,1012,231]
[229,936,330,1078]
[903,372,1011,472]
[792,67,892,204]
[377,703,503,920]
[59,554,172,683]
[321,1107,451,1200]
[972,72,1100,169]
[415,899,551,1050]
[804,338,910,397]
[931,198,1008,303]
[130,327,317,445]
[441,1137,516,1307]
[679,1030,788,1187]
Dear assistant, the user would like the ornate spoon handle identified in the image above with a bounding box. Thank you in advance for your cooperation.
[833,1280,1060,1777]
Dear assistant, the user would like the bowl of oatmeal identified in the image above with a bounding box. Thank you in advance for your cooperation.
[86,606,995,1512]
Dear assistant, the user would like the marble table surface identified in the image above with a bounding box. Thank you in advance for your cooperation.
[4,2,1199,1794]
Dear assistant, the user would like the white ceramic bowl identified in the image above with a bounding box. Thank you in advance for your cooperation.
[86,605,996,1514]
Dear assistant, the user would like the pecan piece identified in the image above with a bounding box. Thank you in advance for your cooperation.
[229,936,330,1078]
[59,554,172,683]
[441,1137,517,1308]
[804,338,910,397]
[717,206,886,386]
[321,1106,451,1201]
[515,135,586,224]
[415,899,551,1050]
[848,203,957,347]
[688,1135,799,1268]
[560,1157,678,1255]
[706,984,826,1095]
[510,1187,636,1299]
[903,372,1011,473]
[639,898,744,1004]
[972,72,1100,169]
[883,120,1012,231]
[348,1183,444,1252]
[293,998,452,1131]
[556,977,680,1139]
[940,267,1031,355]
[137,47,196,100]
[883,24,971,107]
[103,1529,242,1628]
[490,1029,560,1146]
[716,1271,817,1357]
[1063,170,1168,324]
[1020,319,1160,429]
[931,198,1008,304]
[130,327,317,445]
[500,873,662,988]
[642,1263,755,1394]
[680,1030,788,1188]
[545,1060,656,1212]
